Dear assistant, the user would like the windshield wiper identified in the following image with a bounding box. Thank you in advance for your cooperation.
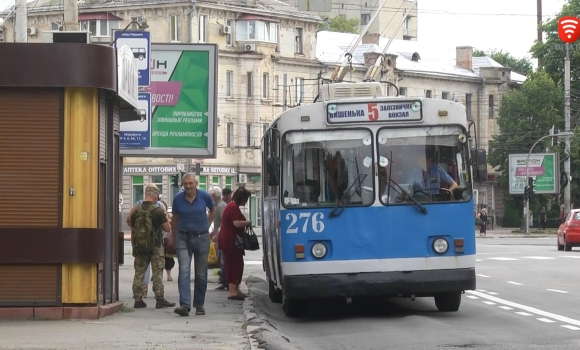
[381,175,427,214]
[329,174,367,218]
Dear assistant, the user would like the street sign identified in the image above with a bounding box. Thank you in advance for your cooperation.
[508,153,560,195]
[120,92,151,148]
[120,43,218,158]
[113,30,151,87]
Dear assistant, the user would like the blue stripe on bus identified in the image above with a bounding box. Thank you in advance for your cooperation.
[279,202,476,262]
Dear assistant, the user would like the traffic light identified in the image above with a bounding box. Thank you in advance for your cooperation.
[550,126,561,146]
[528,176,536,199]
[171,173,179,188]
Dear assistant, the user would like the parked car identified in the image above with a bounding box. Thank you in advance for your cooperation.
[557,209,580,251]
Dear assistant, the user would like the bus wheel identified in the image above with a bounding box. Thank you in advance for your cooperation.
[434,292,461,312]
[283,296,306,317]
[269,280,283,303]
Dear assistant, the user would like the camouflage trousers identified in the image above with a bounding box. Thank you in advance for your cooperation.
[133,246,165,301]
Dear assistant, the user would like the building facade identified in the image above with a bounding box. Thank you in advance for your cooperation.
[0,0,324,227]
[316,31,525,223]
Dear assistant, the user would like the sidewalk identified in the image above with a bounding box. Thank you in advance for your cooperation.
[475,226,557,239]
[0,255,253,350]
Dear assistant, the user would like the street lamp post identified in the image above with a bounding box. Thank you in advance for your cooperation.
[524,131,574,234]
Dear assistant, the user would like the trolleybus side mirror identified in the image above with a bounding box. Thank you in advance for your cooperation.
[266,157,280,186]
[471,148,488,183]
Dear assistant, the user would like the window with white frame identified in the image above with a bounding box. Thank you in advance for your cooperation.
[246,123,252,147]
[50,21,62,31]
[466,94,472,118]
[226,70,233,97]
[235,20,278,43]
[262,73,269,99]
[199,14,207,43]
[274,75,279,102]
[130,16,143,29]
[226,19,233,46]
[227,122,234,147]
[170,15,181,42]
[81,20,120,37]
[247,72,253,97]
[295,27,303,54]
[295,77,304,105]
[399,87,407,96]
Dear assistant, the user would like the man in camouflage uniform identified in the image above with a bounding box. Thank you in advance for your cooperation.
[131,185,176,309]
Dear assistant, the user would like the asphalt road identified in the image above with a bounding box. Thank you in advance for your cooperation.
[245,235,580,350]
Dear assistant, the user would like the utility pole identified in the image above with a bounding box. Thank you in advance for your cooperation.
[564,43,571,216]
[14,0,27,43]
[537,0,543,67]
[63,0,79,31]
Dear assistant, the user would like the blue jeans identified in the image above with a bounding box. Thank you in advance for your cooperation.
[176,232,210,310]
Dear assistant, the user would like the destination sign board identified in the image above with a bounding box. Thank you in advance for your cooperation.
[327,101,422,123]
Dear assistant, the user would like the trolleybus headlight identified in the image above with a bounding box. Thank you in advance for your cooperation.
[311,242,327,259]
[432,238,449,254]
[327,104,338,114]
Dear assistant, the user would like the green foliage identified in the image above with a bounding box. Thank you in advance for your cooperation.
[502,202,521,228]
[472,48,533,76]
[530,0,580,207]
[321,16,361,34]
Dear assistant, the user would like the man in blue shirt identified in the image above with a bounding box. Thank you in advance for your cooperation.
[171,173,216,317]
[408,148,458,195]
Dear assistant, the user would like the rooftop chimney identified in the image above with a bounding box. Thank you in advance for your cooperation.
[456,46,473,71]
[362,33,380,45]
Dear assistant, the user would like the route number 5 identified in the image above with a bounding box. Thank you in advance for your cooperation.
[285,212,325,234]
[368,103,379,121]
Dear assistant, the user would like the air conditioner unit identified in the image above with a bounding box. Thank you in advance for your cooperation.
[237,173,248,183]
[221,25,232,34]
[27,27,37,36]
[244,44,256,52]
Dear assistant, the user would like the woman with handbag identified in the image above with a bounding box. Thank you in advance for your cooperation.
[219,186,252,301]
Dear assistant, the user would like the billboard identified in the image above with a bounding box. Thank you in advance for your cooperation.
[120,44,218,158]
[508,153,560,195]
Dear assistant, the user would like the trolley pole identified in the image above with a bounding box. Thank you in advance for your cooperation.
[564,43,571,217]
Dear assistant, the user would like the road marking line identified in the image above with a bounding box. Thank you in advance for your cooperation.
[467,291,580,326]
[466,295,479,299]
[561,256,580,259]
[477,289,487,292]
[245,261,262,265]
[476,259,483,262]
[477,274,490,278]
[523,256,556,260]
[478,252,521,255]
[538,318,556,323]
[516,312,533,316]
[487,292,499,295]
[483,301,496,305]
[489,257,519,261]
[561,325,580,331]
[499,306,513,310]
[547,289,569,294]
[507,281,524,286]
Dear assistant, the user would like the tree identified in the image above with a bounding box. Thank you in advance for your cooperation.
[321,16,360,34]
[473,48,533,76]
[488,71,563,216]
[530,0,580,207]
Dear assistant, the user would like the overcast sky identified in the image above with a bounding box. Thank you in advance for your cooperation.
[418,0,567,65]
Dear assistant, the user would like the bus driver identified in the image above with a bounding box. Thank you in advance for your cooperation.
[408,147,458,196]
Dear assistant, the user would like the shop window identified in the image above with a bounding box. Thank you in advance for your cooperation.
[212,176,219,186]
[151,175,164,201]
[199,175,208,191]
[132,175,144,204]
[225,176,232,190]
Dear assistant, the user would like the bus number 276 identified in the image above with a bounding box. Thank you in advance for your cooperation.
[285,212,325,234]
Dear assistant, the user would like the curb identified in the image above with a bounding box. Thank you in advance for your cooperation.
[240,281,263,350]
[499,235,552,239]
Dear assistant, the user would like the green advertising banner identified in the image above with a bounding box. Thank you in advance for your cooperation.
[509,153,559,195]
[120,44,218,158]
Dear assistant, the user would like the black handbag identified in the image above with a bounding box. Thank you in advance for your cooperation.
[243,226,260,251]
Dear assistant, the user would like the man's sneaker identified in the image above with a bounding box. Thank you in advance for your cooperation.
[134,300,147,308]
[156,299,176,309]
[174,305,190,316]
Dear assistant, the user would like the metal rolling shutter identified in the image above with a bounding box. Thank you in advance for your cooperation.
[0,88,61,306]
